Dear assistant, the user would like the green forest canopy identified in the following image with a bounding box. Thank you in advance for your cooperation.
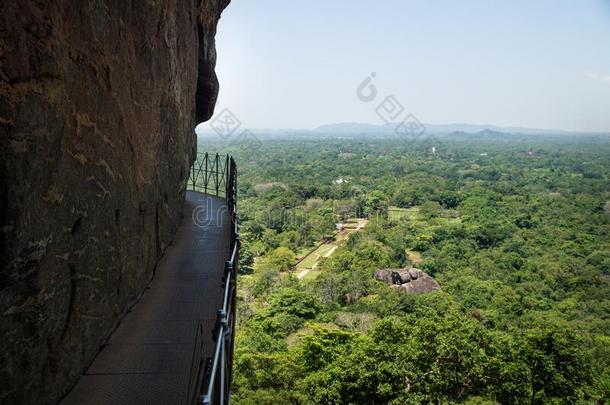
[204,133,610,404]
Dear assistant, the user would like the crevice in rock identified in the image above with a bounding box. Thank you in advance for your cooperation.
[59,264,76,342]
[155,202,160,258]
[70,217,82,235]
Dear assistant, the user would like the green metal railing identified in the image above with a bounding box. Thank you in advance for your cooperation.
[188,152,232,198]
[188,152,238,405]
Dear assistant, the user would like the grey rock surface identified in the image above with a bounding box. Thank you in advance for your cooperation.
[374,269,394,284]
[394,268,412,284]
[409,268,420,280]
[398,273,441,294]
[374,268,441,295]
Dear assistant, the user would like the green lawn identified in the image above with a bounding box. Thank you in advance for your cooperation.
[295,219,367,277]
[388,206,421,221]
[297,242,337,269]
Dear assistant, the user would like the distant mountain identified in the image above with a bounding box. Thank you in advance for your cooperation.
[314,122,596,136]
[426,123,575,135]
[196,121,608,140]
[313,122,391,134]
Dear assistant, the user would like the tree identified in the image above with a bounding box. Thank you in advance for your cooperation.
[587,250,610,275]
[438,191,462,209]
[267,288,320,320]
[364,190,389,218]
[261,228,279,251]
[471,221,512,249]
[521,326,591,403]
[264,247,296,272]
[238,240,255,274]
[312,207,337,239]
[419,201,442,219]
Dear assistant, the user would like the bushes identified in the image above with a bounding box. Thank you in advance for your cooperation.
[237,314,594,404]
[587,250,610,275]
[264,247,296,272]
[522,326,591,402]
[267,288,320,320]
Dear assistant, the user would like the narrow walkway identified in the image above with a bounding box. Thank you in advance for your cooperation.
[61,192,230,405]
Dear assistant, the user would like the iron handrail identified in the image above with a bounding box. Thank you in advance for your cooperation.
[189,152,238,405]
[188,152,231,198]
[202,235,237,404]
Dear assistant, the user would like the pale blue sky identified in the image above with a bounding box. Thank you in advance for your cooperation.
[211,0,610,132]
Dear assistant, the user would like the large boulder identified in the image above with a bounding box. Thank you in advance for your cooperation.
[374,269,395,284]
[399,273,441,294]
[374,268,440,294]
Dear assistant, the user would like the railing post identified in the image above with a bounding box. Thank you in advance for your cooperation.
[204,153,209,194]
[220,337,225,405]
[215,154,220,196]
[225,155,229,198]
[191,159,195,190]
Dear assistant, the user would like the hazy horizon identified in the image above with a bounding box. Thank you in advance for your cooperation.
[208,0,610,133]
[196,119,610,134]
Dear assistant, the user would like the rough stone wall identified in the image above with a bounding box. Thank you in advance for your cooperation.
[0,1,229,403]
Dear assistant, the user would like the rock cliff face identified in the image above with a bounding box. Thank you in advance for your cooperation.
[0,1,229,403]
